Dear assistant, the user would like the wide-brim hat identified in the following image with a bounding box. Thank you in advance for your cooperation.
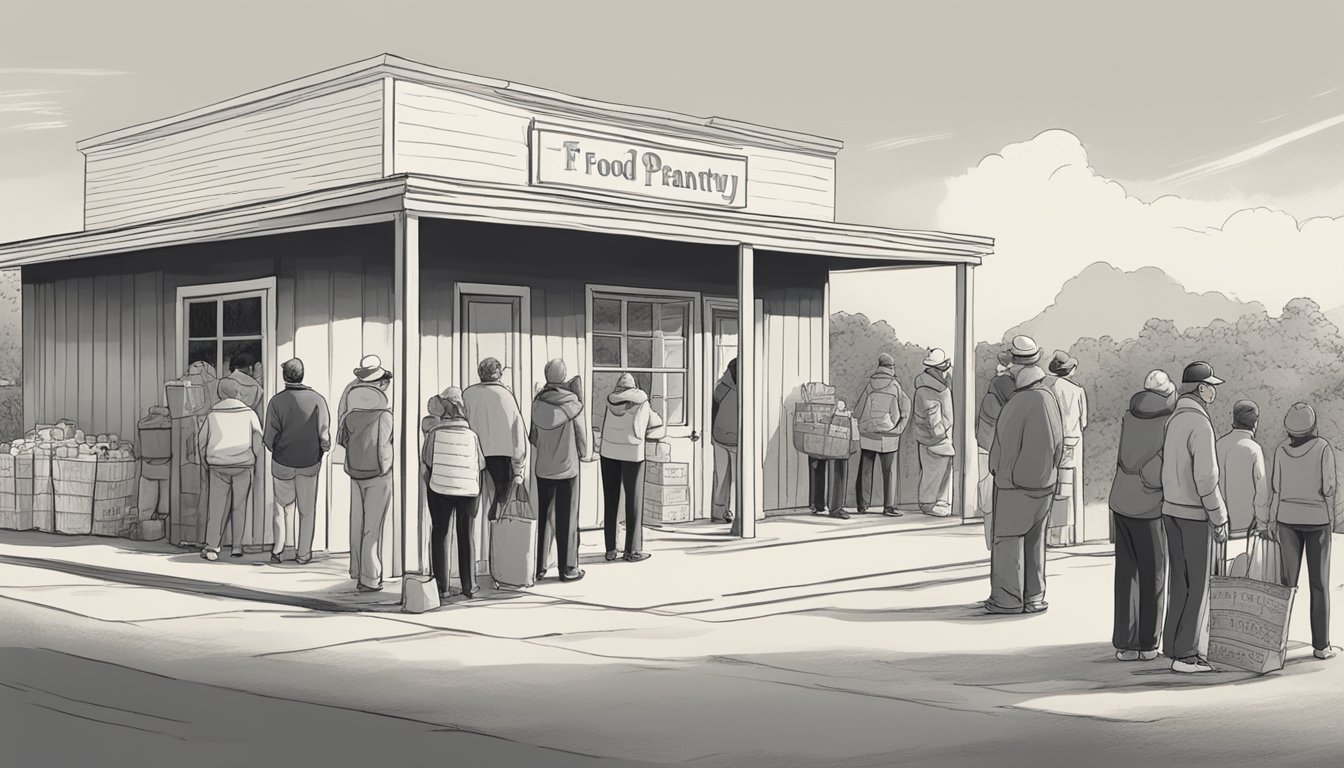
[923,348,951,369]
[1009,335,1041,365]
[354,354,391,382]
[1047,350,1078,376]
[1181,361,1223,386]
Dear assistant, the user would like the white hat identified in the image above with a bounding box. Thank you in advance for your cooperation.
[1143,370,1175,397]
[922,348,951,369]
[1009,335,1041,364]
[354,354,391,382]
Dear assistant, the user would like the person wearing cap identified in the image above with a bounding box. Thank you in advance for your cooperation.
[218,352,264,417]
[1046,351,1088,544]
[530,359,591,583]
[263,358,331,565]
[337,355,394,451]
[1161,361,1229,673]
[1108,369,1177,661]
[976,349,1018,527]
[711,359,741,523]
[912,348,956,517]
[1269,402,1338,660]
[1215,400,1269,537]
[423,387,487,601]
[338,363,395,592]
[984,338,1064,615]
[599,373,666,562]
[854,352,912,517]
[463,357,528,522]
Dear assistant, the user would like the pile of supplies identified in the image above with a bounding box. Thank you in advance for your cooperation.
[0,419,139,536]
[791,382,858,460]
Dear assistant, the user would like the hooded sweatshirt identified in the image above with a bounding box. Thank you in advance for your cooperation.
[218,369,264,413]
[197,398,263,468]
[989,365,1064,493]
[1270,436,1337,526]
[339,386,394,480]
[1216,428,1269,531]
[530,385,589,480]
[1161,394,1228,526]
[712,369,740,447]
[600,387,666,463]
[1109,389,1176,519]
[422,417,486,496]
[855,366,911,453]
[912,368,954,452]
[975,370,1017,451]
[462,381,528,476]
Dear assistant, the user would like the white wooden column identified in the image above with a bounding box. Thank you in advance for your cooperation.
[953,263,978,522]
[736,244,759,539]
[394,212,424,575]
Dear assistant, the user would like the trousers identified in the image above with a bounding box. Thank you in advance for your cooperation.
[917,445,954,514]
[349,475,393,589]
[273,470,320,559]
[1279,522,1331,651]
[1162,515,1212,661]
[856,449,897,510]
[1112,513,1167,652]
[988,502,1049,612]
[204,466,253,553]
[428,490,477,595]
[537,476,579,573]
[601,457,645,554]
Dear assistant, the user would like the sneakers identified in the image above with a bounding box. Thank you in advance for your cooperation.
[1140,650,1160,661]
[1315,647,1339,660]
[882,507,904,517]
[269,554,283,565]
[926,508,953,518]
[1024,601,1049,614]
[623,552,651,563]
[356,583,383,593]
[1116,650,1141,662]
[829,510,851,520]
[535,569,548,582]
[201,549,219,562]
[560,568,586,582]
[1172,657,1214,674]
[605,551,619,562]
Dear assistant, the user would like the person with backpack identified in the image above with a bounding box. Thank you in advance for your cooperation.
[530,359,591,583]
[711,359,740,524]
[854,353,911,517]
[912,348,956,517]
[599,373,666,562]
[422,388,486,601]
[338,363,395,592]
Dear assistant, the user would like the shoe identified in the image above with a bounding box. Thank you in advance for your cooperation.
[1171,657,1214,674]
[1025,601,1049,614]
[230,551,245,558]
[461,590,477,600]
[724,511,735,523]
[829,510,851,520]
[439,591,451,600]
[560,568,586,582]
[882,507,904,517]
[926,508,953,518]
[623,552,651,563]
[1115,650,1140,662]
[1140,650,1160,661]
[295,557,312,565]
[1315,647,1339,660]
[356,583,383,593]
[983,600,1021,615]
[856,508,868,515]
[605,551,619,562]
[269,554,283,565]
[535,569,548,581]
[201,549,219,562]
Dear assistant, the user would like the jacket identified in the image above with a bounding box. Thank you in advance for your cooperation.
[912,368,955,453]
[264,383,331,470]
[462,381,528,477]
[530,384,589,480]
[1109,389,1175,519]
[218,370,264,414]
[975,372,1016,451]
[599,388,666,463]
[338,386,394,480]
[196,398,263,468]
[1160,395,1228,526]
[422,417,486,496]
[854,367,911,453]
[1216,429,1269,531]
[711,371,739,447]
[990,366,1064,494]
[1048,375,1088,469]
[1270,437,1337,527]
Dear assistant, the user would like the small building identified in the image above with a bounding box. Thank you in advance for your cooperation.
[0,55,992,577]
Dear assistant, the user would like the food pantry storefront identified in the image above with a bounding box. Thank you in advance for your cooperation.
[0,55,992,577]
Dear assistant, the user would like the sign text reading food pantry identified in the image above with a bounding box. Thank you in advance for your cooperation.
[531,127,747,208]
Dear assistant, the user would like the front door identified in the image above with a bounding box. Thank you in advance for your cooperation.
[457,287,529,576]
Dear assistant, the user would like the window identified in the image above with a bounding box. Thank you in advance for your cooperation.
[186,294,264,375]
[592,294,691,427]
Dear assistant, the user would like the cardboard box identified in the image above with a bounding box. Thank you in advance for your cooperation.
[645,484,689,505]
[644,501,692,523]
[645,462,688,486]
[645,441,672,463]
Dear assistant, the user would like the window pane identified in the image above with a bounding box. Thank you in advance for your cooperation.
[627,302,653,334]
[188,301,217,339]
[650,396,666,422]
[633,372,653,393]
[659,303,687,337]
[223,296,262,337]
[666,397,685,425]
[666,373,685,399]
[593,335,622,367]
[222,338,263,373]
[593,299,621,332]
[628,337,654,368]
[718,317,739,338]
[187,340,218,369]
[591,371,624,430]
[659,338,685,369]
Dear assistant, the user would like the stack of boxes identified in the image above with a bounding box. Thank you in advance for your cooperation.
[643,441,691,523]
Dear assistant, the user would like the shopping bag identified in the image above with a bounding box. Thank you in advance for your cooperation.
[401,574,440,614]
[983,511,994,551]
[1208,539,1297,674]
[490,485,537,589]
[1245,534,1282,584]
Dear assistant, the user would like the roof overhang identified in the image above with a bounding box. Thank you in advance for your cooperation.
[0,175,992,269]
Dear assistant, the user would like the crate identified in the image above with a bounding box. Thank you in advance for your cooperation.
[645,441,672,463]
[644,462,689,486]
[644,501,692,523]
[644,484,689,505]
[32,451,54,532]
[55,510,92,535]
[53,456,98,497]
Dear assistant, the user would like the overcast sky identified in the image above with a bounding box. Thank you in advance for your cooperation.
[2,0,1342,343]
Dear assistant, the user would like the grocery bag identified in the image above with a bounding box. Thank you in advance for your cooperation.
[490,486,537,589]
[401,574,440,614]
[1207,539,1296,674]
[1246,535,1282,584]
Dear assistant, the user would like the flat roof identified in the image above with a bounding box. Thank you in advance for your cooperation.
[77,54,846,157]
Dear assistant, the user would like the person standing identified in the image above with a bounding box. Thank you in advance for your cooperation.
[1161,361,1229,674]
[530,359,590,583]
[599,373,665,562]
[1108,369,1176,661]
[1269,402,1339,660]
[422,388,486,601]
[912,348,955,517]
[462,358,527,522]
[984,343,1064,615]
[1046,352,1088,544]
[711,359,741,524]
[855,353,911,517]
[263,358,330,566]
[217,353,264,415]
[338,367,395,593]
[197,395,264,561]
[976,350,1017,521]
[1216,400,1270,537]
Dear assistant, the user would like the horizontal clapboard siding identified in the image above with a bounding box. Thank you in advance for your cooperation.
[84,82,387,229]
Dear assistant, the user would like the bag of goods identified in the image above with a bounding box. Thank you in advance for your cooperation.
[490,486,537,589]
[802,382,837,404]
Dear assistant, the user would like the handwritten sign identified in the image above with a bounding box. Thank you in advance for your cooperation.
[1207,575,1295,674]
[531,126,748,208]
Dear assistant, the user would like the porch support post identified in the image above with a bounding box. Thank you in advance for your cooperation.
[953,263,979,522]
[394,212,424,574]
[736,243,758,539]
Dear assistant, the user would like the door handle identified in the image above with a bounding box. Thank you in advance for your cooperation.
[690,431,701,442]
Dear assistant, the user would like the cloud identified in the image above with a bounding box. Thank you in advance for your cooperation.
[1160,112,1344,186]
[12,121,68,131]
[935,129,1344,341]
[0,68,127,76]
[865,132,954,153]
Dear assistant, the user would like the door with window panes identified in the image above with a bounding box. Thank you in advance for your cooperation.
[589,293,696,527]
